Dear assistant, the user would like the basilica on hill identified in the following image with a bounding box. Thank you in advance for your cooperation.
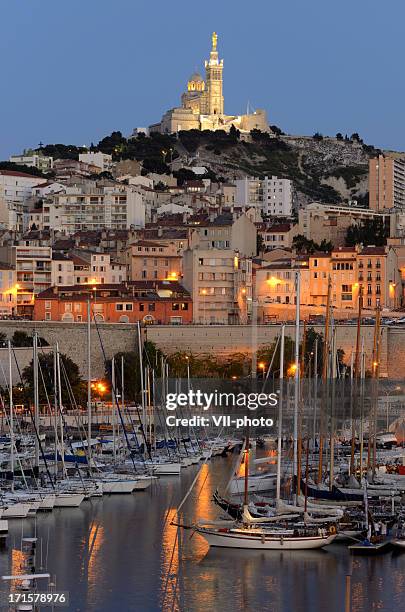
[150,32,269,134]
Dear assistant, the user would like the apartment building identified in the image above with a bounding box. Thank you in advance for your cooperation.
[189,213,257,257]
[236,176,293,217]
[78,152,113,172]
[0,170,46,231]
[357,246,401,310]
[0,244,52,315]
[259,222,299,250]
[123,240,182,281]
[255,245,401,318]
[308,248,358,309]
[369,155,405,212]
[256,258,310,305]
[52,251,127,287]
[183,247,252,324]
[298,202,389,246]
[0,262,17,315]
[42,184,145,233]
[9,152,54,172]
[33,281,192,325]
[51,253,74,286]
[53,159,100,179]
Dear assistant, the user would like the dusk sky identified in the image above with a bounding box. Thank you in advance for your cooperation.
[1,0,405,159]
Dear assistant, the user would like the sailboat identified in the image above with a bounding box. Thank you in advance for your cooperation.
[195,432,337,550]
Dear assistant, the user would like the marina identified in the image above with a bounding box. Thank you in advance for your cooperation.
[0,453,404,611]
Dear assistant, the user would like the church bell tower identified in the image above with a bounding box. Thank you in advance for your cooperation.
[204,32,224,116]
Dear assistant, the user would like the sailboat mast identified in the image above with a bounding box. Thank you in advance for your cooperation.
[112,356,116,463]
[350,286,363,476]
[244,427,250,507]
[56,345,66,479]
[373,306,381,473]
[318,276,331,483]
[293,271,301,501]
[276,326,285,502]
[87,297,92,469]
[137,321,146,434]
[8,340,14,492]
[33,331,40,471]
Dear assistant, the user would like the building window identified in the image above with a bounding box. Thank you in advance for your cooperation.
[74,303,81,312]
[148,303,155,311]
[65,303,72,312]
[116,303,124,311]
[45,301,51,310]
[125,304,133,311]
[139,303,144,311]
[45,312,51,321]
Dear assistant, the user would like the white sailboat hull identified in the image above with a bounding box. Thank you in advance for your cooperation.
[0,519,8,535]
[152,463,181,475]
[392,538,405,549]
[102,480,135,494]
[2,503,31,518]
[230,474,277,495]
[132,478,152,491]
[39,494,56,511]
[54,493,84,507]
[197,528,336,550]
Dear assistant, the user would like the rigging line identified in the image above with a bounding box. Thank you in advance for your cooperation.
[108,358,146,463]
[175,426,224,516]
[57,357,90,494]
[11,346,54,488]
[91,312,140,469]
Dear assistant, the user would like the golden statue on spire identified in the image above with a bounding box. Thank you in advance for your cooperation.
[212,31,218,51]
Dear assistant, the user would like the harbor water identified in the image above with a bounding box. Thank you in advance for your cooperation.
[0,454,404,611]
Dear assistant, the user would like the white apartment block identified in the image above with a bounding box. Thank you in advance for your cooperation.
[0,170,47,231]
[9,152,54,172]
[183,247,252,324]
[236,176,293,217]
[79,152,113,172]
[42,185,145,233]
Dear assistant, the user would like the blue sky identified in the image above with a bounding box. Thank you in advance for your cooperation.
[1,0,404,159]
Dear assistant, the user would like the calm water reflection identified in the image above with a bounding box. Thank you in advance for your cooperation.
[0,456,403,611]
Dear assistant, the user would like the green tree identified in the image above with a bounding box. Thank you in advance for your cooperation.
[257,233,265,254]
[22,353,86,406]
[106,341,164,401]
[292,234,333,254]
[12,331,49,347]
[345,218,388,247]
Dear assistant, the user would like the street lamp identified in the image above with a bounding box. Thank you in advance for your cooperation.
[258,362,266,378]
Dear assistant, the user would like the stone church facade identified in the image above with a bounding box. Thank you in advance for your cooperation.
[150,33,269,134]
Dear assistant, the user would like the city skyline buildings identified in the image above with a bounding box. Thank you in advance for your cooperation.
[1,0,405,159]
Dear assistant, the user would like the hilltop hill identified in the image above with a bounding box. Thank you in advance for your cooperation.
[32,128,386,206]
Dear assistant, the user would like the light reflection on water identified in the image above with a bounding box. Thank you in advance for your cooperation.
[0,456,403,611]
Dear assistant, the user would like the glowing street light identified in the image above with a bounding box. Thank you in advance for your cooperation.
[287,363,297,377]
